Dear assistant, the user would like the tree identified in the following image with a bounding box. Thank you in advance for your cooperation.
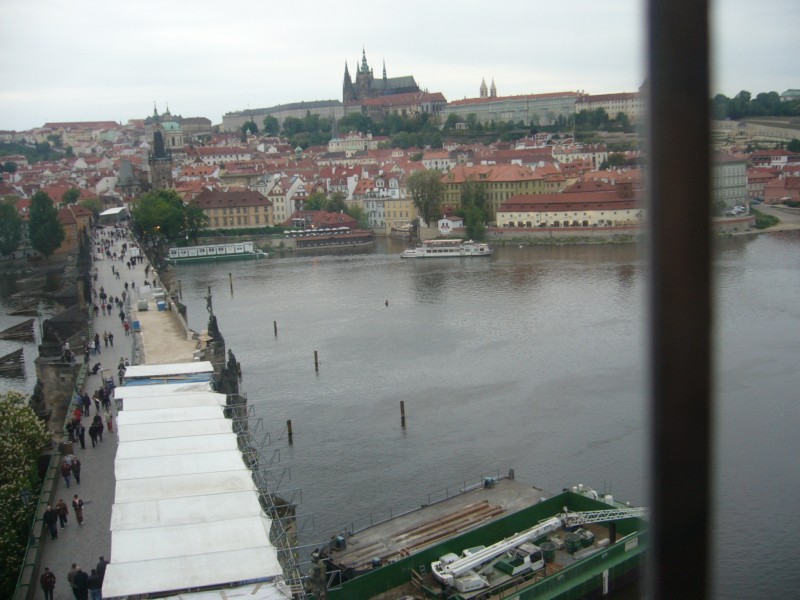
[282,117,304,136]
[79,197,102,216]
[262,115,280,135]
[61,188,80,204]
[241,121,258,136]
[344,204,369,229]
[0,390,50,598]
[460,179,488,214]
[303,192,327,211]
[444,113,461,130]
[28,191,64,258]
[131,189,186,242]
[0,203,23,256]
[464,205,486,241]
[184,204,209,244]
[327,192,347,214]
[2,161,17,174]
[407,169,444,226]
[788,139,800,153]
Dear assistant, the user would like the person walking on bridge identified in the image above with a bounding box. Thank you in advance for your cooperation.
[39,567,56,600]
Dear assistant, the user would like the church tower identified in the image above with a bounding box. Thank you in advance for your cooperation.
[490,78,497,98]
[343,62,356,104]
[480,78,488,98]
[354,47,374,101]
[148,125,173,191]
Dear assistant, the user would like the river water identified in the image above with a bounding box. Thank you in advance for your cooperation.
[2,231,798,598]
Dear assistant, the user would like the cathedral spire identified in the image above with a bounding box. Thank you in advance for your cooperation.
[382,59,387,80]
[490,78,497,97]
[480,78,488,98]
[360,46,369,73]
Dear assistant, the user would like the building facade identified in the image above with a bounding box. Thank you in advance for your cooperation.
[442,92,580,127]
[712,154,748,209]
[190,189,273,229]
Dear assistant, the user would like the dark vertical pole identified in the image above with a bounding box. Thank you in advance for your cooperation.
[400,400,406,428]
[273,321,278,336]
[647,1,712,599]
[229,272,233,295]
[287,419,293,445]
[178,279,182,299]
[314,350,319,372]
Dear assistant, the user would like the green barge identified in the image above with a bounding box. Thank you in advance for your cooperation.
[312,477,646,600]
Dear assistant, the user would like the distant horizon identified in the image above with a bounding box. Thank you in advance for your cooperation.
[1,0,796,132]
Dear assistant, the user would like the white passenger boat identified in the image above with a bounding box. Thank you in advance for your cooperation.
[400,239,493,259]
[167,242,264,264]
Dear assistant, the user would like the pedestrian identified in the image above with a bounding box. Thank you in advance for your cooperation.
[93,392,100,414]
[124,281,129,292]
[60,460,72,488]
[88,423,98,448]
[55,498,69,528]
[105,408,114,434]
[87,569,102,600]
[72,457,82,484]
[96,556,109,583]
[100,303,106,316]
[72,495,84,525]
[103,331,108,347]
[77,422,86,450]
[73,566,89,600]
[123,321,130,336]
[131,280,135,290]
[93,416,104,443]
[40,567,56,600]
[108,332,114,346]
[68,564,79,600]
[119,310,125,324]
[106,302,112,314]
[43,506,58,540]
[73,405,82,422]
[82,393,91,417]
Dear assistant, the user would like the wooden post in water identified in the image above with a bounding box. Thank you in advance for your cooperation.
[314,350,319,371]
[287,419,293,445]
[400,400,406,428]
[273,321,278,337]
[229,272,233,294]
[178,279,182,299]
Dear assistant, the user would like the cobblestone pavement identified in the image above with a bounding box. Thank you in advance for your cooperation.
[35,228,149,600]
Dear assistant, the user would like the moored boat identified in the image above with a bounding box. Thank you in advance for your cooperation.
[167,241,264,264]
[400,238,493,258]
[316,476,647,600]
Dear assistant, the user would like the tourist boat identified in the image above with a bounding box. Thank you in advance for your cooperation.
[286,227,375,252]
[167,242,264,264]
[400,238,493,258]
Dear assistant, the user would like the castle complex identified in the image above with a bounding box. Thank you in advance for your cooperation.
[342,49,420,110]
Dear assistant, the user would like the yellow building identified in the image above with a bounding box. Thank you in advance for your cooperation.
[190,189,273,229]
[441,164,568,220]
[383,196,417,234]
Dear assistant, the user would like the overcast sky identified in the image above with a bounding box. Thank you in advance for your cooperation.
[1,0,797,131]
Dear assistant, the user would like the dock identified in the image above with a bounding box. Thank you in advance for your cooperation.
[329,477,549,569]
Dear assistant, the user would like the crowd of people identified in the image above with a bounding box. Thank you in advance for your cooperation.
[41,223,151,600]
